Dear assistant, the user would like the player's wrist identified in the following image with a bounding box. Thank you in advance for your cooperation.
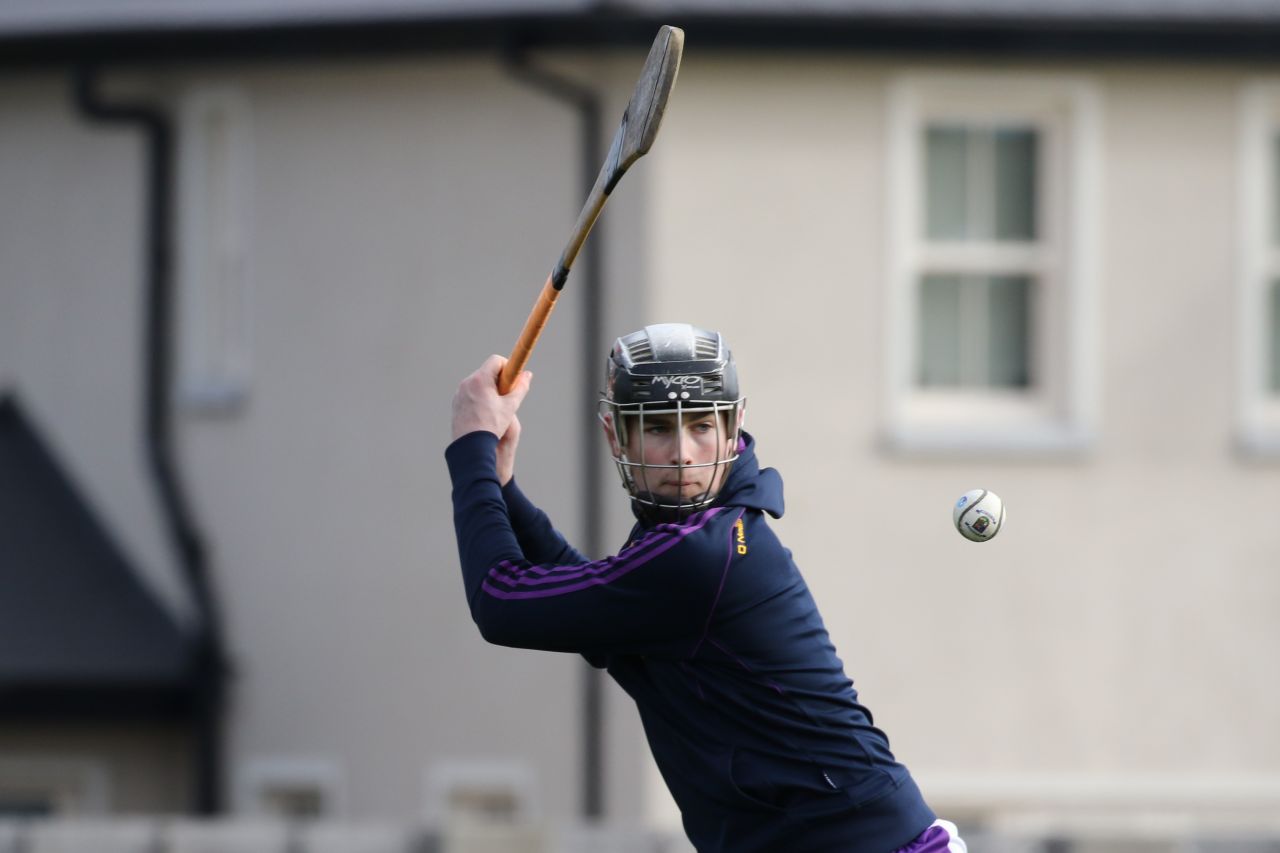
[445,429,500,457]
[450,417,504,441]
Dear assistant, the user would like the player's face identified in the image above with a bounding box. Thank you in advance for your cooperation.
[622,410,735,502]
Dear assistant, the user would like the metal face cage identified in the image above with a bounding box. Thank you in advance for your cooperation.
[599,396,746,521]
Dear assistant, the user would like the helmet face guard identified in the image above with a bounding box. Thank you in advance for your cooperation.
[601,324,746,522]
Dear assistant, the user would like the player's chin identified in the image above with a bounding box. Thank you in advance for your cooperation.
[659,483,710,500]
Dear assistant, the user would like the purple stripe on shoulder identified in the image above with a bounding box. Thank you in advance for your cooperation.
[482,508,723,599]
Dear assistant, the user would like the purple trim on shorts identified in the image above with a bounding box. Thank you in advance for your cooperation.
[481,508,724,599]
[894,824,952,853]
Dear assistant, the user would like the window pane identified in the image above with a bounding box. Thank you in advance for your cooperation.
[994,129,1038,240]
[926,124,1038,242]
[987,275,1033,388]
[925,126,969,240]
[918,274,1033,389]
[1270,278,1280,393]
[919,274,963,386]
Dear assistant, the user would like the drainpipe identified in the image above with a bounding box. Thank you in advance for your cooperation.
[72,66,228,816]
[502,46,607,821]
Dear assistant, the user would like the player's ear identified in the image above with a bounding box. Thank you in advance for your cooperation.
[600,412,621,457]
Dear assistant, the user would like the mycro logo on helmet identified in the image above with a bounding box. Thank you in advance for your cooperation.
[654,375,701,388]
[734,517,747,555]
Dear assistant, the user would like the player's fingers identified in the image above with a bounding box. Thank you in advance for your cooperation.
[495,414,521,485]
[480,354,506,382]
[503,370,533,407]
[457,356,507,400]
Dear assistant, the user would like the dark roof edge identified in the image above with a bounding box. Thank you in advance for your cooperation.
[8,12,1280,70]
[0,682,200,722]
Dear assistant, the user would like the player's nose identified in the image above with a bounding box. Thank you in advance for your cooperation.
[671,431,694,466]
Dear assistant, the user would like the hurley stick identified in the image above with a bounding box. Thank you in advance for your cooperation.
[498,25,684,394]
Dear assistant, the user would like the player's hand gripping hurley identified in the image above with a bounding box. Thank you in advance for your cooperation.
[497,25,685,394]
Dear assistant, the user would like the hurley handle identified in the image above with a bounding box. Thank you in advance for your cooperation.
[498,272,561,394]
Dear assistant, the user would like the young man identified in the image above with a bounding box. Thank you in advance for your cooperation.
[446,323,964,852]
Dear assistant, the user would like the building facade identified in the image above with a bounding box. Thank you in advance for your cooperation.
[2,2,1279,845]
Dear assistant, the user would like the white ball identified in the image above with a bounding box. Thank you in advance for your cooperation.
[953,489,1004,542]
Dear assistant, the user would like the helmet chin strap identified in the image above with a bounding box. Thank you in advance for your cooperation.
[629,494,683,525]
[629,490,713,524]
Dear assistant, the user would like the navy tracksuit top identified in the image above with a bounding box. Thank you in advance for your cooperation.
[446,430,935,852]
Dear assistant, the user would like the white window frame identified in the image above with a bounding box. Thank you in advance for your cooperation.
[234,757,345,819]
[177,86,255,415]
[1237,82,1280,456]
[885,73,1102,455]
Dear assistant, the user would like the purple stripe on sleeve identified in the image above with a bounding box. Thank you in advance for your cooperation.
[487,524,676,586]
[486,508,719,588]
[481,508,723,600]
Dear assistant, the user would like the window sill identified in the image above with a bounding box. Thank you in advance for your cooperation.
[883,422,1094,458]
[1235,425,1280,460]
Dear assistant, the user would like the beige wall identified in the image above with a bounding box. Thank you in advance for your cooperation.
[648,54,1280,823]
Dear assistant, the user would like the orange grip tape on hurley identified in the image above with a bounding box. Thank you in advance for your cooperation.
[499,273,560,394]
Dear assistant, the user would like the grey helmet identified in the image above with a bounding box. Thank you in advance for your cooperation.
[600,323,746,521]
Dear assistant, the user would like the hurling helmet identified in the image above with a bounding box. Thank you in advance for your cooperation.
[600,323,746,520]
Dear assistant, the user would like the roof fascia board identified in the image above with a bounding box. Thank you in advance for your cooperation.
[8,13,1280,70]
